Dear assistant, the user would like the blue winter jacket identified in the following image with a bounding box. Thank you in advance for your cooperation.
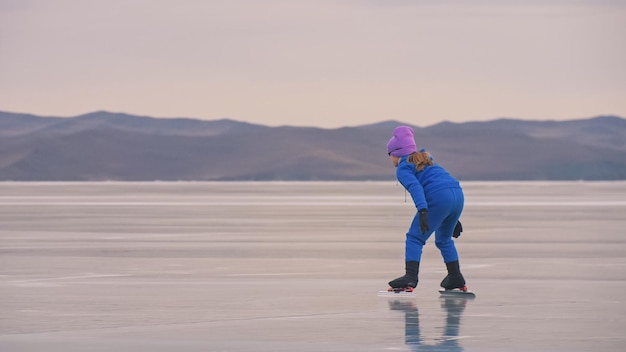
[396,155,461,211]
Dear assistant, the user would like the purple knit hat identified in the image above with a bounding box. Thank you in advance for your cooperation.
[387,126,417,157]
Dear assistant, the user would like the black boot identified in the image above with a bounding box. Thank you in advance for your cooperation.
[389,261,419,289]
[440,260,466,290]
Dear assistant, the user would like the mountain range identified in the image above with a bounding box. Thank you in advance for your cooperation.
[1,111,625,181]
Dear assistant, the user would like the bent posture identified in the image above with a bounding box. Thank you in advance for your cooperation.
[386,125,468,292]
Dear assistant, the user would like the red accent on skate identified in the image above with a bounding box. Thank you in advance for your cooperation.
[461,286,468,292]
[387,287,414,293]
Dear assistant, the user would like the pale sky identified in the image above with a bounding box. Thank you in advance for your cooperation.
[1,0,625,128]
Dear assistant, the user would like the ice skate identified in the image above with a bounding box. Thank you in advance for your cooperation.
[438,260,475,296]
[390,260,419,288]
[378,261,419,297]
[439,284,475,297]
[440,273,466,290]
[378,285,416,297]
[388,274,418,291]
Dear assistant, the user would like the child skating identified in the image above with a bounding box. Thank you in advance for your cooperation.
[385,125,472,296]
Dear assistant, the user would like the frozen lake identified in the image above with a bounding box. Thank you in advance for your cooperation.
[1,181,625,351]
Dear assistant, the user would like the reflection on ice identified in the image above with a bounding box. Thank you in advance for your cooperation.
[388,296,475,352]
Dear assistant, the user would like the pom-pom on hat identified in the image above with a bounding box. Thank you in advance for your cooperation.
[387,126,417,157]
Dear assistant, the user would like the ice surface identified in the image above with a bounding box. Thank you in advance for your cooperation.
[0,181,625,351]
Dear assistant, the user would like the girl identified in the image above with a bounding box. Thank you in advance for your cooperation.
[386,125,468,292]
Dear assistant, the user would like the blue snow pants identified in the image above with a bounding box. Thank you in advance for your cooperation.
[405,187,464,263]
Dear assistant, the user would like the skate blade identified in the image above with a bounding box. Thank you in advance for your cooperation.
[438,288,476,297]
[378,288,415,297]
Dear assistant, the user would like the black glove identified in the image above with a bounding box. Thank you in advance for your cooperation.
[453,221,463,238]
[418,209,429,234]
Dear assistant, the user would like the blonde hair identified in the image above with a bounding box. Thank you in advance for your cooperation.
[407,151,434,171]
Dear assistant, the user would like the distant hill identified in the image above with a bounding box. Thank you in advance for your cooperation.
[1,111,625,181]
